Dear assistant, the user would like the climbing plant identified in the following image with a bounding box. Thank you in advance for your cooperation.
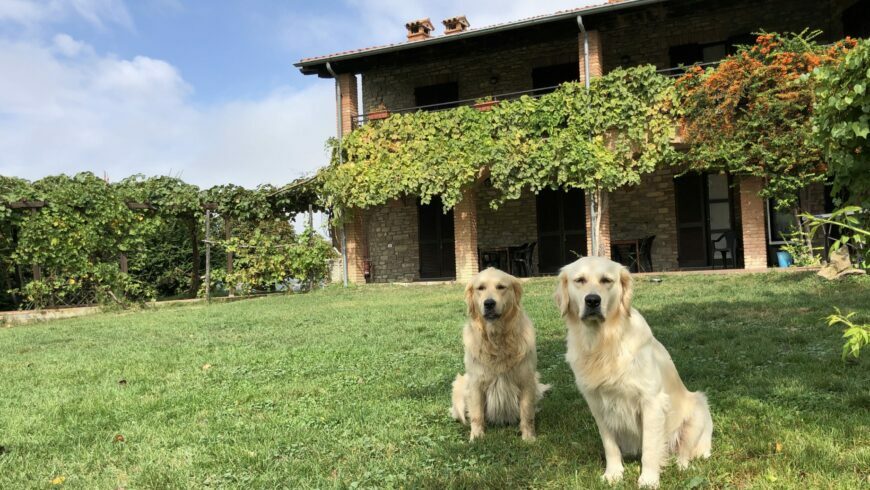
[676,31,857,210]
[1,173,324,309]
[812,37,870,207]
[322,65,678,254]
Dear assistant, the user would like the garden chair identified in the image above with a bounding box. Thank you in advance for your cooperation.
[711,231,738,269]
[627,235,656,273]
[511,241,537,277]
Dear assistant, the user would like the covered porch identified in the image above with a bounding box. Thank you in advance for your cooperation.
[349,168,770,283]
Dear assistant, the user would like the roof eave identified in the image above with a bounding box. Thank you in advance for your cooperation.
[294,0,668,74]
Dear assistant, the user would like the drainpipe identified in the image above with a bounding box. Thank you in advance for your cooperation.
[577,15,598,257]
[326,62,349,287]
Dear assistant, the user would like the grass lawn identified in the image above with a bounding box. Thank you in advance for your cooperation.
[0,272,868,489]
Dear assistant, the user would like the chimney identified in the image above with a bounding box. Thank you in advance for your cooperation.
[405,18,435,41]
[442,15,470,35]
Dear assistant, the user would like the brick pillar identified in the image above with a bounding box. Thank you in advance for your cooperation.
[454,187,479,282]
[578,30,603,85]
[585,191,612,259]
[579,30,610,258]
[345,210,368,284]
[336,73,367,283]
[336,73,358,134]
[739,176,768,269]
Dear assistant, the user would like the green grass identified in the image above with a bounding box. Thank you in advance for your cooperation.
[0,272,868,489]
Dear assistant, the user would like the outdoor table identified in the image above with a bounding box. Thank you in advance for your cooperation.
[479,247,513,275]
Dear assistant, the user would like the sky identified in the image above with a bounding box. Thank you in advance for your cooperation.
[0,0,599,189]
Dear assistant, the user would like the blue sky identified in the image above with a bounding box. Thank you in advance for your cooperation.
[0,0,597,189]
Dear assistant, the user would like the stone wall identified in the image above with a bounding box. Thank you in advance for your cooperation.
[359,0,847,115]
[475,186,538,250]
[361,34,577,112]
[366,198,419,283]
[610,166,680,271]
[596,0,846,73]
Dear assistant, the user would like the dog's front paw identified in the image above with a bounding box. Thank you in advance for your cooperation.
[521,431,536,442]
[601,466,624,484]
[637,471,660,488]
[676,457,690,470]
[469,425,484,441]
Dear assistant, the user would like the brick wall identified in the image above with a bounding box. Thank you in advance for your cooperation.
[610,166,680,271]
[366,198,419,283]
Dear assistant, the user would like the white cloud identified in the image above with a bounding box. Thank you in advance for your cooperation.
[0,35,334,188]
[0,0,133,30]
[52,32,93,56]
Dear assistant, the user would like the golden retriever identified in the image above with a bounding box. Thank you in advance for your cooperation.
[555,257,712,488]
[451,267,550,441]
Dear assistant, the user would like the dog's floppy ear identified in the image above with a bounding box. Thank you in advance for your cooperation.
[465,280,478,319]
[510,275,523,305]
[554,269,575,318]
[619,266,633,316]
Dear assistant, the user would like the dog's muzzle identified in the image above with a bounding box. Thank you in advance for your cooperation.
[483,298,500,320]
[582,293,602,320]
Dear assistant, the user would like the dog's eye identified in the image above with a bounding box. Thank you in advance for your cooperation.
[574,277,587,284]
[476,285,486,291]
[600,277,613,284]
[496,284,506,290]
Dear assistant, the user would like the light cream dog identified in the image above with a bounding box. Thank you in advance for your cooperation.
[556,257,712,488]
[451,267,550,441]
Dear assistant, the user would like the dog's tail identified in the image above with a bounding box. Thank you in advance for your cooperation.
[535,372,551,401]
[450,373,467,424]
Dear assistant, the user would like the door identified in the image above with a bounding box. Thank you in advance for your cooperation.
[418,197,455,279]
[675,173,709,268]
[537,188,587,274]
[675,173,736,268]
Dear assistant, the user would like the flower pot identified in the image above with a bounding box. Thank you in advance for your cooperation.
[367,110,390,121]
[473,100,499,112]
[776,250,794,268]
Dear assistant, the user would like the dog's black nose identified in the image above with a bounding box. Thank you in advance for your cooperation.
[585,294,601,308]
[483,298,496,310]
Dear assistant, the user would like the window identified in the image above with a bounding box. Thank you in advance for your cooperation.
[414,82,458,110]
[668,34,753,70]
[766,200,797,245]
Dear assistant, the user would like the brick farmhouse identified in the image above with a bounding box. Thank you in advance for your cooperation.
[296,0,869,283]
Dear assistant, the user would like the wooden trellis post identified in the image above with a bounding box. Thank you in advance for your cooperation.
[203,203,216,302]
[225,217,234,297]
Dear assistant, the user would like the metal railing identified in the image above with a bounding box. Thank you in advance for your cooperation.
[351,60,726,127]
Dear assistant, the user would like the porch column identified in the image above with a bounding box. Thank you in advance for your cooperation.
[454,187,479,282]
[336,72,368,284]
[739,176,768,269]
[585,192,612,259]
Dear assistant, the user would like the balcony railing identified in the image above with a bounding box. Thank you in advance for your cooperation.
[351,60,725,127]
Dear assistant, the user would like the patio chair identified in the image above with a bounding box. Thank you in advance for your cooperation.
[711,230,738,268]
[628,235,656,273]
[511,242,537,277]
